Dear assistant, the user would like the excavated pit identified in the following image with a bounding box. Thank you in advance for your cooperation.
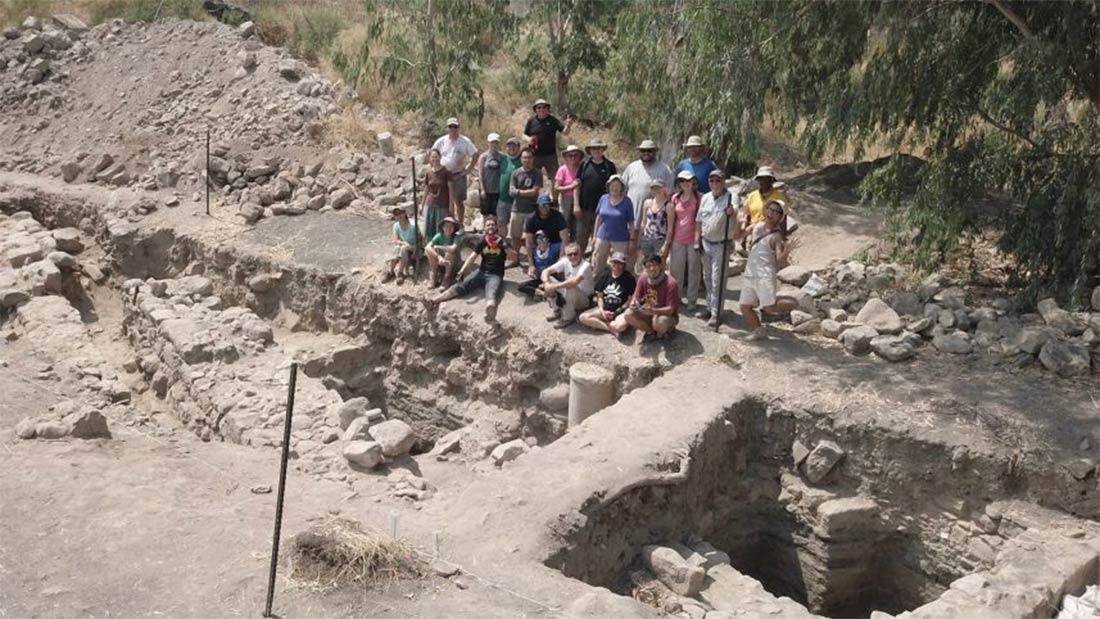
[546,399,1100,618]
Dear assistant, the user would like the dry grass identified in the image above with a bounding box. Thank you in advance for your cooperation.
[287,517,421,589]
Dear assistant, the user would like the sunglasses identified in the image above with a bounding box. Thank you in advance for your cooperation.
[447,124,459,129]
[566,251,579,256]
[639,149,657,153]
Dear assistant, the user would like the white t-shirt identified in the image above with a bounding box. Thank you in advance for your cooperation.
[547,257,595,296]
[432,135,479,174]
[620,159,674,222]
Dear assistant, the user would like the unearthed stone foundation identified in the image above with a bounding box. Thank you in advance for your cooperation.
[546,399,1100,618]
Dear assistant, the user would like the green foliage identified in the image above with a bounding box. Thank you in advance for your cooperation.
[1,0,50,28]
[608,0,1100,303]
[347,0,516,124]
[512,0,623,116]
[86,0,207,25]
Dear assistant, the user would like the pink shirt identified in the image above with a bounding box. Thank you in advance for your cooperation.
[671,191,699,245]
[555,164,579,200]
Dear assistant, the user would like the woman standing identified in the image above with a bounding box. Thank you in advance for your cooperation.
[591,175,635,279]
[421,148,454,241]
[554,144,583,241]
[639,178,672,260]
[735,199,800,340]
[667,170,702,314]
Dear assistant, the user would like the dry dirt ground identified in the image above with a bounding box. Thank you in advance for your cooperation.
[1,14,1097,619]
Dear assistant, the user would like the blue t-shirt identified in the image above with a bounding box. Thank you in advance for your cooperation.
[676,158,719,191]
[532,242,561,278]
[596,194,635,242]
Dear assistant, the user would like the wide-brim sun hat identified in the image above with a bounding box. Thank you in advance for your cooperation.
[532,98,550,110]
[391,205,406,215]
[765,199,788,217]
[506,136,522,146]
[562,144,582,156]
[755,166,777,180]
[439,216,460,230]
[683,135,705,148]
[607,174,626,188]
[637,139,658,150]
[585,138,608,152]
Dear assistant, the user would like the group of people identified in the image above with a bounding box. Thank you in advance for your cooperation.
[384,98,801,342]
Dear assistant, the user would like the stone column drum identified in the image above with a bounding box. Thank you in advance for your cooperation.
[567,362,616,428]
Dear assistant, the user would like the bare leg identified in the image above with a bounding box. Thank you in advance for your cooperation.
[740,303,762,330]
[579,308,612,333]
[623,308,654,334]
[429,285,460,306]
[653,315,676,337]
[761,297,799,314]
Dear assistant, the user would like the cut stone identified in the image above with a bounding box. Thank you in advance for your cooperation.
[805,440,845,484]
[368,419,417,457]
[641,545,705,596]
[343,440,383,468]
[491,439,529,466]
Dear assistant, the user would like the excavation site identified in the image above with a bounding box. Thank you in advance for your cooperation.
[1,7,1098,619]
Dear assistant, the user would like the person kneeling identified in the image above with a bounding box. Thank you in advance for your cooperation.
[427,215,515,323]
[609,253,679,342]
[579,251,636,335]
[540,242,594,328]
[425,216,463,288]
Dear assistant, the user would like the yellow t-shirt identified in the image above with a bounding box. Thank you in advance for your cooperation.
[744,188,788,224]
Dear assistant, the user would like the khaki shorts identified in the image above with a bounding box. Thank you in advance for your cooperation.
[452,172,468,200]
[509,210,531,239]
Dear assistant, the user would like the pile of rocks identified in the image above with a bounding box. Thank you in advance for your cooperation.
[0,211,89,310]
[775,260,1098,377]
[15,399,110,440]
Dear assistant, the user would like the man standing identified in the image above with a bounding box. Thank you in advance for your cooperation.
[524,193,570,278]
[621,139,675,225]
[432,117,479,225]
[576,138,616,254]
[427,215,515,323]
[540,242,594,328]
[524,98,573,180]
[476,133,503,227]
[496,137,523,230]
[676,135,719,188]
[742,166,787,225]
[694,170,738,326]
[507,148,543,266]
[610,253,680,342]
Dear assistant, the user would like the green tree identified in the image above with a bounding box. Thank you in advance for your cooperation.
[336,0,516,124]
[512,0,623,115]
[609,0,1099,304]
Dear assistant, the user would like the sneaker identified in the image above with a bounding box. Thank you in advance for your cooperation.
[395,272,405,285]
[546,309,562,322]
[706,315,719,328]
[382,270,395,283]
[695,309,711,320]
[745,326,768,341]
[485,303,498,323]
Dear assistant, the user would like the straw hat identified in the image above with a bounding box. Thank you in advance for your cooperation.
[682,135,705,147]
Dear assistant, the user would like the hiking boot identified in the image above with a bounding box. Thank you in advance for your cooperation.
[484,302,498,323]
[395,272,405,285]
[553,317,575,329]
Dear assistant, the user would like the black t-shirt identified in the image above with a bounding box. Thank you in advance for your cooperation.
[524,115,565,156]
[523,208,567,240]
[595,270,637,314]
[475,235,510,277]
[578,157,617,212]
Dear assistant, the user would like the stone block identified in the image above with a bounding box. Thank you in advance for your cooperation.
[641,545,705,596]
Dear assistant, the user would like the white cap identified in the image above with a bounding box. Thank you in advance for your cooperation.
[487,132,500,142]
[445,117,460,127]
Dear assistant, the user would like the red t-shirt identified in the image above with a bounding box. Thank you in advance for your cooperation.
[633,273,680,315]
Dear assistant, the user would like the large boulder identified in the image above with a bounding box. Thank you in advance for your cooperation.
[933,332,973,354]
[1013,326,1055,355]
[805,440,845,483]
[641,545,705,596]
[839,325,878,354]
[1038,339,1090,377]
[853,298,903,334]
[870,335,915,362]
[1036,298,1085,335]
[368,419,417,457]
[51,228,84,253]
[887,291,923,317]
[67,410,110,439]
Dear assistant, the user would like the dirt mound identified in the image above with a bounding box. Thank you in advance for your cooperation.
[0,16,346,187]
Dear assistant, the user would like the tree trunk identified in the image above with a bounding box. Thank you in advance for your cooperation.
[555,71,569,111]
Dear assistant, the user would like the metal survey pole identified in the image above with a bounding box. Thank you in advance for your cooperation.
[411,158,420,283]
[205,128,211,216]
[263,362,297,618]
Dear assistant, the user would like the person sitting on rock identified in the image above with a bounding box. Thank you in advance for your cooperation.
[425,216,463,288]
[734,199,800,341]
[539,243,595,328]
[610,253,679,342]
[427,215,515,323]
[518,230,560,295]
[383,205,419,284]
[579,251,637,335]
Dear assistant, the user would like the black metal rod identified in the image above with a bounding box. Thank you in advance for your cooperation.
[205,128,211,216]
[411,158,419,283]
[263,362,297,618]
[714,191,732,332]
[131,283,139,304]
